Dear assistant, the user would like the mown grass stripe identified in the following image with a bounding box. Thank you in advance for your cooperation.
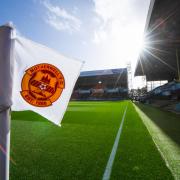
[102,103,128,180]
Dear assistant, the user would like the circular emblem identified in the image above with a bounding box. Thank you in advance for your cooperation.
[21,63,65,107]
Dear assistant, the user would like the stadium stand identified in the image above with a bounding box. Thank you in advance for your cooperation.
[135,0,180,113]
[135,0,180,82]
[71,68,128,100]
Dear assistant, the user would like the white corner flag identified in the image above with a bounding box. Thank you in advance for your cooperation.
[12,31,83,126]
[0,23,83,179]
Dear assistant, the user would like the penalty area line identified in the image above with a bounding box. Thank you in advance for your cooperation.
[102,103,128,180]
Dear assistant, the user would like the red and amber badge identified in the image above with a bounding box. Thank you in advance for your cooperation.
[21,63,65,107]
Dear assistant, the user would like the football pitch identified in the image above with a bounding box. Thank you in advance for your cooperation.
[10,101,174,180]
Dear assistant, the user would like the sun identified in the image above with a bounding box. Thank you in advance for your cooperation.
[91,24,146,70]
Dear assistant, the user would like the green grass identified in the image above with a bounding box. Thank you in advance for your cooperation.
[111,102,173,180]
[135,103,180,146]
[135,103,180,180]
[10,101,125,180]
[10,101,173,179]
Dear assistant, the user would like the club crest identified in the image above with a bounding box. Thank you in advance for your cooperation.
[21,63,65,107]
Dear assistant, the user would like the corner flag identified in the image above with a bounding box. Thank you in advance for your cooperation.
[12,35,83,125]
[0,23,83,180]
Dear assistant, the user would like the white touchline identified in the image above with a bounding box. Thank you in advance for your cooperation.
[102,103,128,180]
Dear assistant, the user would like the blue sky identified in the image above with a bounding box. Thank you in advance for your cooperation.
[1,0,150,75]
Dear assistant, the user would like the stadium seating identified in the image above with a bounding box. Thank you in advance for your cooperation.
[138,81,180,113]
[71,68,128,101]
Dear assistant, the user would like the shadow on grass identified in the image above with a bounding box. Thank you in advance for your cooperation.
[11,111,47,122]
[135,103,180,147]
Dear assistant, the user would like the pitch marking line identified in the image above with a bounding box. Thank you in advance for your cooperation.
[102,103,128,180]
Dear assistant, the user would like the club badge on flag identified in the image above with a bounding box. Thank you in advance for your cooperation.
[20,63,65,107]
[11,33,83,125]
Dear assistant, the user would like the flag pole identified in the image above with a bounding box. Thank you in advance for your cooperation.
[0,108,11,180]
[0,24,14,180]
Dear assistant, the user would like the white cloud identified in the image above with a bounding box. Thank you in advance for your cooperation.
[92,0,150,68]
[92,0,147,43]
[42,1,82,33]
[93,30,107,43]
[82,41,87,46]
